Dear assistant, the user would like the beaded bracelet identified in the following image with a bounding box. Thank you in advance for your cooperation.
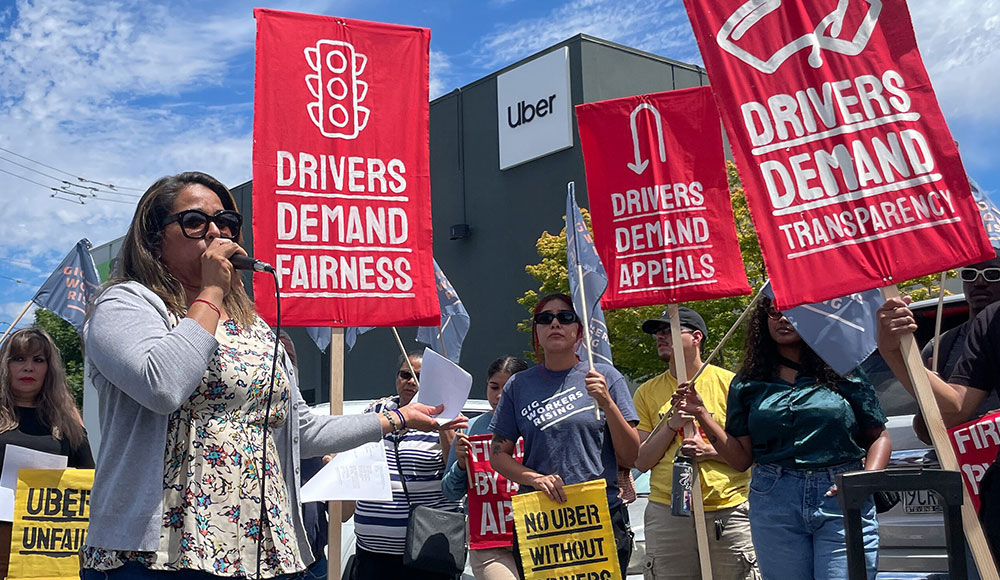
[382,409,399,433]
[192,298,221,318]
[392,408,406,431]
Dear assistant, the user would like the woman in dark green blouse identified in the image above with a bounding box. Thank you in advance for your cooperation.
[677,297,890,580]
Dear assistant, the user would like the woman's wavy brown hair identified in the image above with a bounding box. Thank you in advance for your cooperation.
[737,297,842,387]
[110,171,254,326]
[0,328,85,448]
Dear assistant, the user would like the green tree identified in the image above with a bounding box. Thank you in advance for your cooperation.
[31,309,84,408]
[517,162,766,382]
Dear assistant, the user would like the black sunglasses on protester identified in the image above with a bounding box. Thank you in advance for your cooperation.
[397,370,420,381]
[533,310,579,326]
[163,209,243,240]
[960,267,1000,283]
[765,304,784,321]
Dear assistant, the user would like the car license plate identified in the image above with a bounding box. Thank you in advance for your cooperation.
[903,490,942,514]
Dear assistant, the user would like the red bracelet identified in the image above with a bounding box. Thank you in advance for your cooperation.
[192,299,221,318]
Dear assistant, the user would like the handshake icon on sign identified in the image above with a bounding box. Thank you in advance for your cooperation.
[716,0,883,74]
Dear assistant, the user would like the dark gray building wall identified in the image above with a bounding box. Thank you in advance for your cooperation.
[234,35,706,405]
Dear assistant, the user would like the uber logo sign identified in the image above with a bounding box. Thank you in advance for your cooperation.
[507,95,557,128]
[497,47,572,170]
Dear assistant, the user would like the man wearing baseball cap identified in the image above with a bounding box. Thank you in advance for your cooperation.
[633,307,758,579]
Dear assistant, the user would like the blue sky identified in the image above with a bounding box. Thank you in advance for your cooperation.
[0,0,997,330]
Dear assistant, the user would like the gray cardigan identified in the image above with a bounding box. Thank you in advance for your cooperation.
[83,281,382,564]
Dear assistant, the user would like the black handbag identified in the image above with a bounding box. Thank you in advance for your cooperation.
[392,437,468,575]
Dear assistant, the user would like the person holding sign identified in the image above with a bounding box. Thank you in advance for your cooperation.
[911,252,1000,445]
[878,294,1000,563]
[352,351,465,579]
[632,308,757,579]
[441,355,529,580]
[80,172,459,579]
[677,298,889,580]
[0,328,94,576]
[489,293,639,576]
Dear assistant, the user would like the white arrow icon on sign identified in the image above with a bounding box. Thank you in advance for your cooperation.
[628,103,666,175]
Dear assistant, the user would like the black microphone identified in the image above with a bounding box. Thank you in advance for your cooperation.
[230,254,275,273]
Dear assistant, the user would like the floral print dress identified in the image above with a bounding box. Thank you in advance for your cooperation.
[82,317,304,577]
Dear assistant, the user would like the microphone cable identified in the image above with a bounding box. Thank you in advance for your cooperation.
[255,267,281,580]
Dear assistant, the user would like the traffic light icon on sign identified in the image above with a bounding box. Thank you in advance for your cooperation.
[304,40,370,139]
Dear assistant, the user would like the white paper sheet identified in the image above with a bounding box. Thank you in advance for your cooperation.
[0,488,13,522]
[300,442,393,502]
[413,347,472,424]
[0,444,69,522]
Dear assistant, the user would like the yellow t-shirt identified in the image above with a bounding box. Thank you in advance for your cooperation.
[633,364,750,510]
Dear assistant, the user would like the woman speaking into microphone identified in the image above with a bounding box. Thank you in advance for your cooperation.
[81,172,463,579]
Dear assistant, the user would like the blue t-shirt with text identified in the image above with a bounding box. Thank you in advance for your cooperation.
[490,361,638,509]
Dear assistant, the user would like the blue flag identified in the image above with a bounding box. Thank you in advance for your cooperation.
[416,259,470,363]
[970,176,1000,249]
[566,183,613,366]
[32,239,101,330]
[762,282,880,376]
[306,326,374,352]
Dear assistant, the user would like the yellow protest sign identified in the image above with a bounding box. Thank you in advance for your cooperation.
[512,479,620,580]
[9,469,93,580]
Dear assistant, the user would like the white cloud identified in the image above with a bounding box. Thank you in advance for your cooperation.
[430,49,455,100]
[909,0,1000,123]
[473,0,698,70]
[0,0,258,284]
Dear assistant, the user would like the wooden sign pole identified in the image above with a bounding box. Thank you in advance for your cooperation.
[327,327,345,580]
[881,286,998,580]
[0,302,31,344]
[669,304,713,580]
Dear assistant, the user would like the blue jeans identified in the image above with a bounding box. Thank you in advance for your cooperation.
[748,462,878,580]
[82,562,302,580]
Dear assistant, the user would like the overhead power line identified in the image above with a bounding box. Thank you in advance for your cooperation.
[0,166,135,205]
[0,155,139,199]
[0,256,34,268]
[0,145,144,194]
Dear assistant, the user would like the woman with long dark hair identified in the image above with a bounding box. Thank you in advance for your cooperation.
[489,293,639,577]
[80,171,462,579]
[676,297,890,580]
[441,355,530,580]
[0,328,93,576]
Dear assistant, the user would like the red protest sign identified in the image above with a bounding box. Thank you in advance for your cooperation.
[949,411,1000,512]
[467,434,523,550]
[682,0,993,309]
[252,9,438,326]
[576,87,751,308]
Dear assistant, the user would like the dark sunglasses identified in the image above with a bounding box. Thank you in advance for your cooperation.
[163,209,242,240]
[398,370,420,381]
[533,310,579,326]
[765,304,784,320]
[960,267,1000,283]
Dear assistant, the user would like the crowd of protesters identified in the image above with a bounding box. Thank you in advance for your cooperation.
[7,170,1000,580]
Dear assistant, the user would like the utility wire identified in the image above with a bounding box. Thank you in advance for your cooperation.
[0,167,135,205]
[0,155,141,199]
[0,145,144,192]
[0,256,35,268]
